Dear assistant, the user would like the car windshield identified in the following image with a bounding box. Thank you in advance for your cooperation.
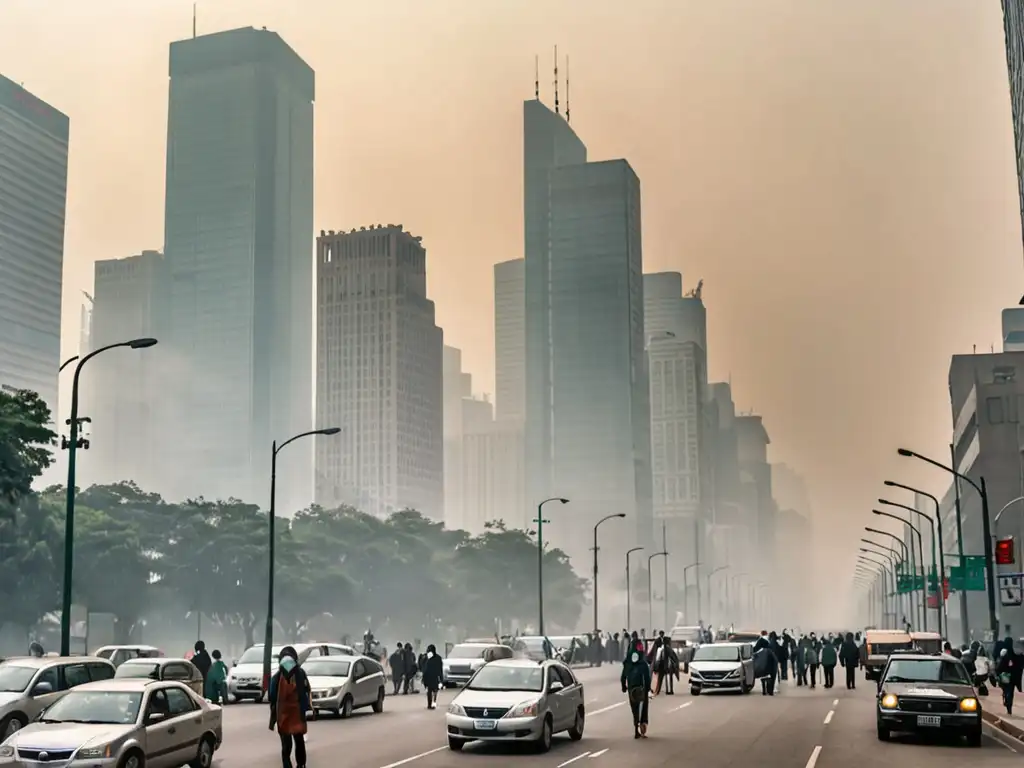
[114,663,160,679]
[238,647,277,664]
[884,659,970,685]
[515,638,544,651]
[467,665,543,692]
[448,646,488,659]
[302,660,351,677]
[0,665,35,693]
[693,646,740,662]
[41,691,142,725]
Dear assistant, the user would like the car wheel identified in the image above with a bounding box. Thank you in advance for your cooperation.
[188,736,215,768]
[1,714,26,740]
[535,716,553,753]
[448,737,466,751]
[118,749,145,768]
[876,723,890,741]
[966,728,982,747]
[568,707,585,741]
[340,695,354,718]
[690,687,701,696]
[372,687,385,713]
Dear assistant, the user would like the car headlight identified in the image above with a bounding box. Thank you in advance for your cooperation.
[78,745,112,759]
[0,746,13,758]
[960,697,979,712]
[690,670,702,678]
[506,700,540,718]
[725,668,740,677]
[327,688,341,697]
[447,702,466,716]
[880,693,898,709]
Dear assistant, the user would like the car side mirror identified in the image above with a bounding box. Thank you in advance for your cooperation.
[548,681,564,693]
[31,681,53,696]
[146,712,167,725]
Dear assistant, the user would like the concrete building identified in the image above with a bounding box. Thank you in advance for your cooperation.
[774,507,811,624]
[736,414,776,583]
[462,418,526,533]
[1003,307,1024,351]
[1001,0,1024,254]
[162,27,314,508]
[0,74,69,417]
[523,99,653,572]
[86,251,167,489]
[494,259,526,423]
[314,225,443,520]
[443,346,493,530]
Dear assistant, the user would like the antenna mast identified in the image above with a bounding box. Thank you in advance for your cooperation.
[565,55,570,123]
[553,45,559,115]
[192,3,197,38]
[534,55,539,100]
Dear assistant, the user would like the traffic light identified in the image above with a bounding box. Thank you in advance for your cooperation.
[996,537,1015,566]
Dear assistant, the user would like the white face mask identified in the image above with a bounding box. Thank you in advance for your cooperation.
[427,652,434,659]
[631,652,639,663]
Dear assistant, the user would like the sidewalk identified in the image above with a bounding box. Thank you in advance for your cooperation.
[982,705,1024,741]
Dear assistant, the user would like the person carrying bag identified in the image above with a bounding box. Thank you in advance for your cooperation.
[622,643,652,739]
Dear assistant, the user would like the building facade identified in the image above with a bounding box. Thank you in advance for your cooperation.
[462,418,526,533]
[0,74,69,417]
[314,225,444,520]
[1002,0,1024,254]
[494,258,526,423]
[162,27,314,508]
[735,414,775,583]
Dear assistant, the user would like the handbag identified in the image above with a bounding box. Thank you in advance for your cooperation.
[629,686,646,704]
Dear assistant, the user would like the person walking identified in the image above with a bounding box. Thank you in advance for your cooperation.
[839,632,859,690]
[807,634,821,689]
[191,640,212,688]
[621,641,652,738]
[421,644,443,710]
[820,639,837,689]
[268,646,314,768]
[206,650,229,703]
[389,645,404,695]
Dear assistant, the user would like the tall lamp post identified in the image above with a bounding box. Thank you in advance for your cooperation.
[535,497,569,637]
[858,556,891,626]
[872,509,926,631]
[261,427,341,689]
[865,527,911,626]
[860,545,901,623]
[647,551,668,631]
[855,569,882,626]
[592,513,626,633]
[60,337,158,656]
[59,356,79,373]
[861,540,906,619]
[625,546,644,629]
[682,561,701,623]
[897,447,997,641]
[880,497,942,637]
[707,566,729,623]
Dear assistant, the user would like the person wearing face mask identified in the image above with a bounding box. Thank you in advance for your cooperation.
[269,646,314,768]
[997,638,1022,715]
[621,643,652,738]
[421,644,444,710]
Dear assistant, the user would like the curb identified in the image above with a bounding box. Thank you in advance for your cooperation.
[983,709,1024,742]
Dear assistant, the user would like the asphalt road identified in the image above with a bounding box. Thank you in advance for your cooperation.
[212,667,1024,767]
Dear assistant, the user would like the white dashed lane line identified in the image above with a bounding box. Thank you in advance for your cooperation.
[590,748,609,757]
[832,698,838,706]
[805,745,822,768]
[823,710,833,725]
[670,701,692,712]
[557,753,591,767]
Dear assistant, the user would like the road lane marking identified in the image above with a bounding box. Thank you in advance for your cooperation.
[832,699,838,706]
[379,746,447,768]
[805,745,822,768]
[590,748,609,757]
[589,701,627,716]
[557,753,590,767]
[823,710,833,724]
[670,701,692,712]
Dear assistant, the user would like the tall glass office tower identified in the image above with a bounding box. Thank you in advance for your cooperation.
[1003,0,1024,254]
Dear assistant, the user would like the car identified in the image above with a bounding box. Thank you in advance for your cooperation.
[510,636,549,663]
[0,656,116,740]
[226,642,355,703]
[114,657,204,697]
[909,631,943,656]
[443,643,515,688]
[93,645,164,669]
[863,630,913,681]
[875,652,981,746]
[305,655,386,718]
[445,658,584,753]
[688,642,755,695]
[0,678,222,768]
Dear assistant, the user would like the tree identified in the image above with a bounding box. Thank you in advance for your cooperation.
[0,491,62,633]
[0,389,56,520]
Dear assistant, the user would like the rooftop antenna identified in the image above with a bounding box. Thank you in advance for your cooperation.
[565,55,570,123]
[192,2,196,38]
[553,45,559,115]
[534,55,539,100]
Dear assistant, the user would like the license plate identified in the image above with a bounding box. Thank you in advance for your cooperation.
[916,715,941,727]
[474,719,497,730]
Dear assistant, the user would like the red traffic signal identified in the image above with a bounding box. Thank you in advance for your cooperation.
[996,537,1015,566]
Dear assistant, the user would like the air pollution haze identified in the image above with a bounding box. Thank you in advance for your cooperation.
[2,0,1021,628]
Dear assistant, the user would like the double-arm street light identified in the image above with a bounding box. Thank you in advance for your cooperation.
[682,561,702,623]
[592,513,626,633]
[647,551,668,631]
[897,447,998,640]
[879,497,942,638]
[535,497,569,637]
[261,427,341,688]
[865,527,911,620]
[872,509,926,631]
[60,337,158,656]
[625,547,644,629]
[707,566,729,623]
[861,542,903,622]
[857,556,891,626]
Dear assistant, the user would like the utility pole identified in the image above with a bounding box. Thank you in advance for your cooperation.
[695,518,703,623]
[662,522,669,630]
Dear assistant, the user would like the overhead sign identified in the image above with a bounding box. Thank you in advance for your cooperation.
[999,574,1023,607]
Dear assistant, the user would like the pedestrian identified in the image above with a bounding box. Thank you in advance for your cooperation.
[796,636,809,686]
[421,644,443,710]
[28,641,44,658]
[621,641,651,738]
[777,632,791,681]
[996,638,1022,715]
[268,646,314,768]
[389,645,404,695]
[753,632,777,695]
[403,642,418,694]
[820,638,837,689]
[191,640,212,686]
[206,650,229,703]
[839,632,859,690]
[807,634,820,689]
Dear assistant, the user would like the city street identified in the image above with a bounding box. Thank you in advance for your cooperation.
[212,666,1024,767]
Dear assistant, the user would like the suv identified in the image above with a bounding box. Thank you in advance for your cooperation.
[0,656,116,739]
[876,652,981,746]
[689,642,754,694]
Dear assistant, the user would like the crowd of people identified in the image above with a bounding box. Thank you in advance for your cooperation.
[749,630,862,695]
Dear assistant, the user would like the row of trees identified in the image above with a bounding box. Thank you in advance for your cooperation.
[0,389,588,646]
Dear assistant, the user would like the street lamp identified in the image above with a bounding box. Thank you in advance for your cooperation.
[857,556,891,627]
[865,527,911,624]
[898,447,998,640]
[647,551,668,631]
[591,513,626,633]
[625,547,644,629]
[860,545,900,623]
[59,356,79,372]
[60,337,157,656]
[872,509,926,632]
[707,566,729,623]
[261,427,341,689]
[682,561,702,623]
[535,497,569,637]
[880,497,941,637]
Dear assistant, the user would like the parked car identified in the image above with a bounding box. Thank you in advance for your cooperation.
[93,645,164,668]
[305,655,386,717]
[0,656,115,740]
[226,642,354,703]
[443,643,515,688]
[114,657,205,696]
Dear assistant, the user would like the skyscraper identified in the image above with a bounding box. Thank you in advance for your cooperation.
[314,225,444,520]
[162,28,314,507]
[1001,0,1024,251]
[0,74,69,415]
[494,258,526,422]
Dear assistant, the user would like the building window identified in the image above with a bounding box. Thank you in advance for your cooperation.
[987,396,1005,425]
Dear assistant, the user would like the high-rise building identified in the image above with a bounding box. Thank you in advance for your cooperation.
[442,346,492,529]
[735,414,775,580]
[462,418,526,533]
[314,225,444,520]
[87,251,167,488]
[0,75,69,416]
[1001,0,1024,252]
[494,259,526,422]
[162,27,314,508]
[523,97,652,571]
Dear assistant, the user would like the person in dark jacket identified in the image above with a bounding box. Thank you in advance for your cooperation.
[389,645,404,695]
[621,642,652,738]
[191,640,212,686]
[820,637,838,688]
[838,632,859,690]
[420,644,444,709]
[402,642,418,694]
[269,646,314,768]
[776,633,790,681]
[997,638,1023,715]
[754,632,778,695]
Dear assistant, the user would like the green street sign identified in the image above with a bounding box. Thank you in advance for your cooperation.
[949,555,987,592]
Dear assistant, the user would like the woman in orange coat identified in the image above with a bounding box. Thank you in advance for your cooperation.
[269,646,315,768]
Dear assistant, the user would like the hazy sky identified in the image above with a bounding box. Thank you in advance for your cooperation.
[3,0,1021,578]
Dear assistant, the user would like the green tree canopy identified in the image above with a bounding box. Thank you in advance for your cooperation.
[0,389,55,519]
